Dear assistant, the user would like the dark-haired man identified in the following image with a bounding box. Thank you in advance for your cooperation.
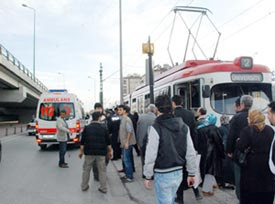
[171,95,201,203]
[144,95,196,204]
[118,104,136,182]
[56,110,72,168]
[226,95,253,200]
[79,112,112,193]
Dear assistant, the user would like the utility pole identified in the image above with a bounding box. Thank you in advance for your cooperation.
[142,36,154,104]
[119,0,123,104]
[99,63,103,106]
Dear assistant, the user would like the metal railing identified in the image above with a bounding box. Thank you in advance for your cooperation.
[0,44,47,91]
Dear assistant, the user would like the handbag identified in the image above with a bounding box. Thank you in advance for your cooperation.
[234,127,253,167]
[235,147,250,167]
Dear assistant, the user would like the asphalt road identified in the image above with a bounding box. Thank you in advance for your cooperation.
[0,132,244,204]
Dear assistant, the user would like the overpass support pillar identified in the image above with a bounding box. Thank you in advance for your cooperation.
[0,86,27,103]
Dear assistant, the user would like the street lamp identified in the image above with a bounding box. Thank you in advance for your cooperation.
[142,36,154,104]
[88,76,96,104]
[22,3,36,79]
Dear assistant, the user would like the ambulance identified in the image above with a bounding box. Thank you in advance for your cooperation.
[35,89,86,150]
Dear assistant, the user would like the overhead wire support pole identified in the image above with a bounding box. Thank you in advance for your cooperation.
[148,37,154,104]
[99,63,103,106]
[119,0,123,104]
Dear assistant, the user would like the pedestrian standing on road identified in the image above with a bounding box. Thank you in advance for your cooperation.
[226,95,253,201]
[118,104,136,182]
[171,95,202,203]
[136,104,156,178]
[237,109,275,204]
[79,111,112,193]
[56,109,72,168]
[92,102,109,181]
[109,107,121,161]
[143,95,197,204]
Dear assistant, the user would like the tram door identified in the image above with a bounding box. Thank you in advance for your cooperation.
[174,80,201,111]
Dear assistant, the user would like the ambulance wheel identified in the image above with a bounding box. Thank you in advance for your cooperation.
[39,144,47,150]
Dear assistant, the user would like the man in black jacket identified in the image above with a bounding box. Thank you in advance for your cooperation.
[172,95,201,203]
[79,112,112,193]
[226,95,253,200]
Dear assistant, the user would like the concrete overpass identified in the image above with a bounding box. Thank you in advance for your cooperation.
[0,44,47,123]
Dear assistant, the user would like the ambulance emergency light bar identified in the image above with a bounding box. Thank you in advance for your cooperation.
[48,89,68,93]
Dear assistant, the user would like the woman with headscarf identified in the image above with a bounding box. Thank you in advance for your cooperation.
[197,113,225,196]
[236,109,275,204]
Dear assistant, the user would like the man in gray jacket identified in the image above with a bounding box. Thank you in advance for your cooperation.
[56,110,72,168]
[136,104,156,177]
[143,95,196,204]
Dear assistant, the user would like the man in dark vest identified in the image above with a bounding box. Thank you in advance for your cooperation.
[79,112,112,193]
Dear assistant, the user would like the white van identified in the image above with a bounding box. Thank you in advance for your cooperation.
[35,89,86,150]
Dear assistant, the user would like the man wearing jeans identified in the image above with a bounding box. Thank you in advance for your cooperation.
[118,104,136,182]
[56,110,71,168]
[143,95,197,204]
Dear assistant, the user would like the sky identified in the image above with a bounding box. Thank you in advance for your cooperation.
[0,0,275,111]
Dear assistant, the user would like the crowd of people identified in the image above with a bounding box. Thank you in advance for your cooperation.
[55,95,275,204]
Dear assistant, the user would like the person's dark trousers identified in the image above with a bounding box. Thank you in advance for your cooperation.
[176,167,201,202]
[111,134,120,160]
[233,162,241,200]
[241,191,274,204]
[58,141,67,165]
[133,144,140,156]
[140,145,146,178]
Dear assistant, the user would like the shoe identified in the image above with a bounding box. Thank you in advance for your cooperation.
[120,176,133,183]
[98,188,107,194]
[195,194,203,201]
[202,191,214,196]
[224,183,235,190]
[174,197,183,204]
[117,169,124,173]
[81,185,89,191]
[59,164,69,168]
[213,184,219,189]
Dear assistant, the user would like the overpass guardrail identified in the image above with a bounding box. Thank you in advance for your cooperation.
[0,44,47,91]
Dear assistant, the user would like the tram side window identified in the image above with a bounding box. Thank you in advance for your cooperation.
[174,81,200,110]
[145,94,150,108]
[137,96,144,113]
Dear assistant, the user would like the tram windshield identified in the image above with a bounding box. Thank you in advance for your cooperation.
[210,83,272,115]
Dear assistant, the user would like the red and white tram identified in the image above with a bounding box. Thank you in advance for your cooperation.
[129,56,272,123]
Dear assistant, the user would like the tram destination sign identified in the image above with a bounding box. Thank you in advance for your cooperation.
[231,73,263,82]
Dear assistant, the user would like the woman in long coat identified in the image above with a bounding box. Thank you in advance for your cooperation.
[236,109,275,204]
[197,113,225,196]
